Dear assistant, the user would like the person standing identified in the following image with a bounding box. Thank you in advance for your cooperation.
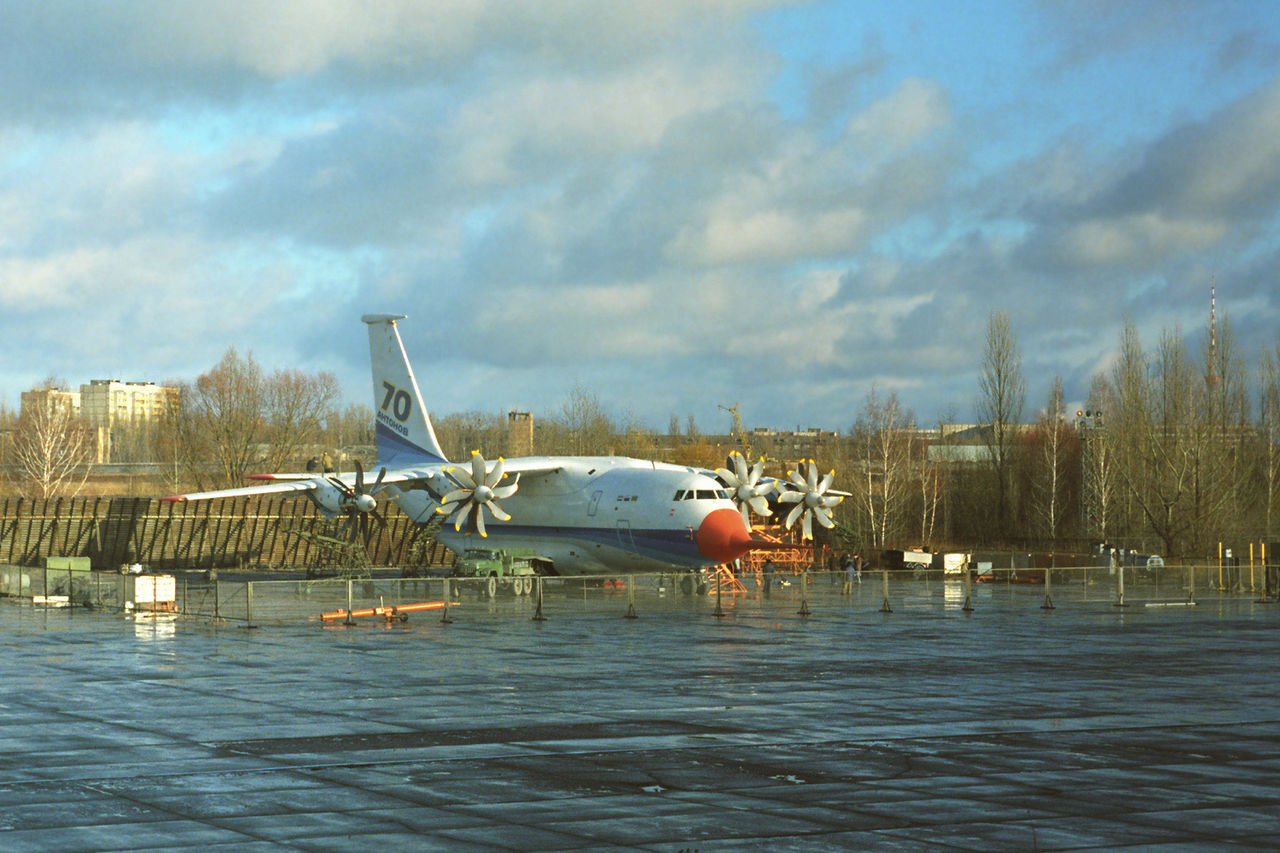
[842,553,860,594]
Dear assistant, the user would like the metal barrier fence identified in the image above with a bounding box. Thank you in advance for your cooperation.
[3,563,1276,626]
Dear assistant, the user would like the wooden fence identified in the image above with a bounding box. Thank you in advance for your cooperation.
[0,496,453,571]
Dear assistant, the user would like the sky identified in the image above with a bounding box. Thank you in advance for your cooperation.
[2,0,1278,435]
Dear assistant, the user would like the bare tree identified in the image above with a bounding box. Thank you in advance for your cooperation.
[977,310,1026,538]
[618,411,658,459]
[1030,375,1069,545]
[1109,322,1226,557]
[12,397,92,499]
[850,386,915,549]
[263,368,342,472]
[550,383,615,456]
[1260,343,1280,541]
[915,446,943,547]
[433,411,508,461]
[1198,316,1250,545]
[1081,375,1118,544]
[170,348,340,490]
[321,403,375,451]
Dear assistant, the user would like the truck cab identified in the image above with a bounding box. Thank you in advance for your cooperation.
[452,547,542,596]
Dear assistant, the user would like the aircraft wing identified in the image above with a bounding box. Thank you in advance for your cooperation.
[161,479,324,502]
[161,464,449,503]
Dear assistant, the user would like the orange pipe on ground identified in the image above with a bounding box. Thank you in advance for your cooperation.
[318,600,453,621]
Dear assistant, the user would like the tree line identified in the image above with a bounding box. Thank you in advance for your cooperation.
[3,315,1278,561]
[831,311,1280,562]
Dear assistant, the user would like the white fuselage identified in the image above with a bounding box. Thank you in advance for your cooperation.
[393,457,741,574]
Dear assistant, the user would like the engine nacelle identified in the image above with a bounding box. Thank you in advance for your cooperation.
[307,480,349,517]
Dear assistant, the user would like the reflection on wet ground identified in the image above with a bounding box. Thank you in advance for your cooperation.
[1,578,1278,850]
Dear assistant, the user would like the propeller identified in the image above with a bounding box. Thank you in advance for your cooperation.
[714,451,774,529]
[777,460,842,541]
[333,460,388,543]
[436,450,520,537]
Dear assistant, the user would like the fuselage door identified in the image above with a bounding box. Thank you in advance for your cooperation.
[616,519,636,552]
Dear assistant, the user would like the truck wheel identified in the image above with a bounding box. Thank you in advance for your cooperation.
[486,576,497,598]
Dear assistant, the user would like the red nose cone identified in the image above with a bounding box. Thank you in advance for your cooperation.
[697,507,754,563]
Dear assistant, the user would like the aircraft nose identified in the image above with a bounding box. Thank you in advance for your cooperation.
[696,507,754,563]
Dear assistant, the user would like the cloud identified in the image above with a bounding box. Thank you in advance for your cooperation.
[1012,75,1280,276]
[1103,77,1280,220]
[0,1,1277,433]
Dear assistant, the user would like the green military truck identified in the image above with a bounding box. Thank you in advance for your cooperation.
[452,548,541,597]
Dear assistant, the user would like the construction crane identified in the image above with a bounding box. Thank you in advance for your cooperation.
[718,403,752,459]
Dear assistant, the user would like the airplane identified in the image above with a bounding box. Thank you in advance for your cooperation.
[163,314,844,575]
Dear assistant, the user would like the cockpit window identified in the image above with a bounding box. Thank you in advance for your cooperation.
[677,489,730,501]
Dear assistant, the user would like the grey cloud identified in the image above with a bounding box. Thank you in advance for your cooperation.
[1099,77,1280,220]
[0,1,783,126]
[1013,75,1280,277]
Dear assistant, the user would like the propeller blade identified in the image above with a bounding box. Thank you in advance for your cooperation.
[801,511,814,540]
[470,451,487,487]
[814,509,836,529]
[354,459,365,494]
[784,502,805,529]
[371,466,388,493]
[486,500,512,522]
[474,506,488,538]
[445,465,477,491]
[485,456,506,488]
[492,481,519,500]
[439,488,473,506]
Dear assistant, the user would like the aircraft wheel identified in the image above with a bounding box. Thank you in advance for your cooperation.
[680,575,694,595]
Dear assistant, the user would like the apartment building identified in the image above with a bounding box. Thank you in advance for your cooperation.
[18,380,177,463]
[79,380,176,429]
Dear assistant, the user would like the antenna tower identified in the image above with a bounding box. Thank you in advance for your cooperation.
[1208,279,1219,386]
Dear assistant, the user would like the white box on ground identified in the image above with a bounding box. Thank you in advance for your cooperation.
[131,575,177,611]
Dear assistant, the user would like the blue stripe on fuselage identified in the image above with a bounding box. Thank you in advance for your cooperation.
[437,522,708,568]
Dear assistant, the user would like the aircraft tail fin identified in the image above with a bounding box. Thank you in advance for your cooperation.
[363,314,448,465]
